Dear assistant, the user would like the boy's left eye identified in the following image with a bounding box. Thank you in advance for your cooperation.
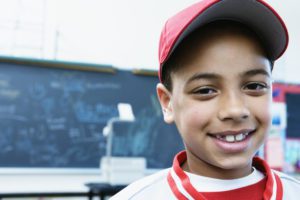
[243,82,268,91]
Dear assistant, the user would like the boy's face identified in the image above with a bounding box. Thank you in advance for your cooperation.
[157,29,272,179]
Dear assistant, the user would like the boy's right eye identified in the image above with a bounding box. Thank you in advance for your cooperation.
[192,87,217,96]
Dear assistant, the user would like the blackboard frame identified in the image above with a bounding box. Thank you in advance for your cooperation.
[0,56,183,173]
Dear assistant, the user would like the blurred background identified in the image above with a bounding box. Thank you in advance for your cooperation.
[0,0,298,82]
[0,0,299,198]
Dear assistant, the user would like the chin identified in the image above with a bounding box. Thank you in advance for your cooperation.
[214,155,253,171]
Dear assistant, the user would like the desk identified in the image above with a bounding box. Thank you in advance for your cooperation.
[0,187,124,200]
[0,184,125,200]
[0,192,89,199]
[85,183,126,200]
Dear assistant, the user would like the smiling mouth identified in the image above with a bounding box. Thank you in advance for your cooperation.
[209,130,255,143]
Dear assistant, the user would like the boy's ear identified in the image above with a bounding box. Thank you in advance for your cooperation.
[156,83,174,124]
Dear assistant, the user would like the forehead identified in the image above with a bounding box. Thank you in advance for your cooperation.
[176,21,267,64]
[165,21,268,67]
[170,23,271,82]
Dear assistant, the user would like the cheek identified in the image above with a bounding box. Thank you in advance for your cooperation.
[251,95,272,128]
[173,100,215,136]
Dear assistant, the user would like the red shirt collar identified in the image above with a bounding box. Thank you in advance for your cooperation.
[167,151,283,200]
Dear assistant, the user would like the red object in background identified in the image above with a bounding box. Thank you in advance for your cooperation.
[296,160,300,172]
[273,83,300,102]
[270,83,300,172]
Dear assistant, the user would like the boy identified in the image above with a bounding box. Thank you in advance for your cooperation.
[111,0,300,199]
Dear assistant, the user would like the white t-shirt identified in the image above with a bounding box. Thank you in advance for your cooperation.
[110,152,300,200]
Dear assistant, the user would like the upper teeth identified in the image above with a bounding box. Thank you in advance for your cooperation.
[217,132,249,142]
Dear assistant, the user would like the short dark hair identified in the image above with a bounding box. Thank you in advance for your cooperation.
[161,20,274,92]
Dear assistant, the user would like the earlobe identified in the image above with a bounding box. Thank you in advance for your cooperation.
[156,83,174,124]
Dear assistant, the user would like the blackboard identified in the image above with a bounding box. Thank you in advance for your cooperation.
[286,93,300,138]
[0,57,184,169]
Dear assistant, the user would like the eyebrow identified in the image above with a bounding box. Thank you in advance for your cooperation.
[185,68,270,85]
[186,72,221,85]
[242,68,270,78]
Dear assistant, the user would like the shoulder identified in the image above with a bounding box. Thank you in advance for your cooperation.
[273,170,300,185]
[109,168,173,200]
[272,170,300,199]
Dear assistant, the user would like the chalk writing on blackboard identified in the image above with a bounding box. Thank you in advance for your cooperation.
[0,58,184,169]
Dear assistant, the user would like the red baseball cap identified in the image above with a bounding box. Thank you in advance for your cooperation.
[158,0,289,82]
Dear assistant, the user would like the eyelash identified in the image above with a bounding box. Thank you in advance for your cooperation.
[192,87,217,95]
[243,82,269,91]
[192,82,268,96]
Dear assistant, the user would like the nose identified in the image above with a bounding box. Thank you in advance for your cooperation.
[218,92,250,122]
